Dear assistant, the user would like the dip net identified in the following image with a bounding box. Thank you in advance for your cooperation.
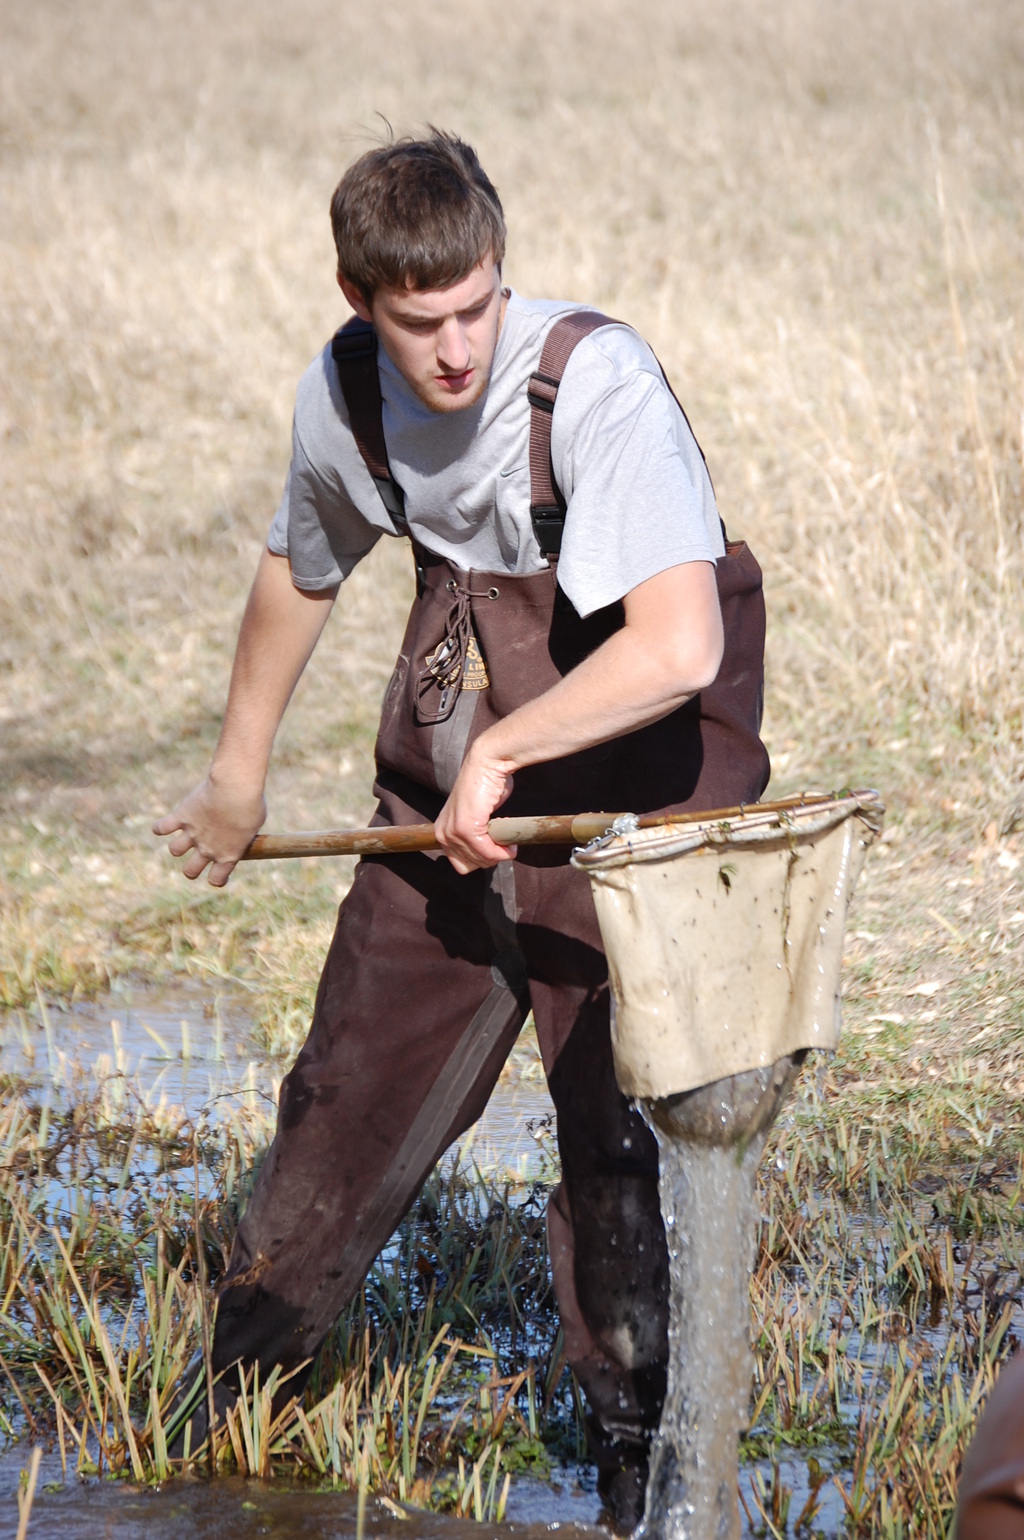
[572,790,884,1099]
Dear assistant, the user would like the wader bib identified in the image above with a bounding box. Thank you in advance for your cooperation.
[212,313,770,1482]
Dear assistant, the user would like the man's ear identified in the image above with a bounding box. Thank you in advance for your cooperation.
[338,272,373,322]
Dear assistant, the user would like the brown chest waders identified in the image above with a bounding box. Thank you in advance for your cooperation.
[212,312,770,1483]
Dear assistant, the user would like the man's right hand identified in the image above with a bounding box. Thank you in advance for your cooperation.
[152,548,339,889]
[153,776,267,888]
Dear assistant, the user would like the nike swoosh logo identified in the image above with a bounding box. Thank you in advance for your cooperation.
[499,465,526,478]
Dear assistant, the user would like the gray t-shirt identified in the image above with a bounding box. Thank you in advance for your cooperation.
[267,291,724,618]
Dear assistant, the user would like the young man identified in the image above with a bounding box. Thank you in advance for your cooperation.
[155,130,769,1530]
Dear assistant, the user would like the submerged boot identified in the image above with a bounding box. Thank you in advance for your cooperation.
[596,1445,649,1537]
[589,1413,651,1537]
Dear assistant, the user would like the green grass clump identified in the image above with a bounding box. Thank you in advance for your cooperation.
[4,1048,1024,1535]
[0,1064,578,1518]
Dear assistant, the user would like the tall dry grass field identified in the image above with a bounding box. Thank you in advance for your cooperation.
[2,2,1024,1528]
[2,0,1022,1060]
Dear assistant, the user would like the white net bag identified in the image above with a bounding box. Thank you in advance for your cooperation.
[572,791,884,1099]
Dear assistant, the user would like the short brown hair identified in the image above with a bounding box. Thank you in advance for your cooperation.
[330,130,506,301]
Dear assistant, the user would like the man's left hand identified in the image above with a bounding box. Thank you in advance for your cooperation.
[434,748,517,873]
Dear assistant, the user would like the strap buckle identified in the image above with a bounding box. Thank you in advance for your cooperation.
[530,508,565,555]
[527,373,559,413]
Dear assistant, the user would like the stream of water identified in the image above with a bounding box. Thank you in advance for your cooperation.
[641,1135,766,1540]
[636,1059,806,1540]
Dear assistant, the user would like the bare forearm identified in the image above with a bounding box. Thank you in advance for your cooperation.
[436,561,724,872]
[154,548,337,886]
[210,549,338,791]
[477,622,711,777]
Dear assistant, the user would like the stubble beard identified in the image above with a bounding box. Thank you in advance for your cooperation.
[413,365,491,415]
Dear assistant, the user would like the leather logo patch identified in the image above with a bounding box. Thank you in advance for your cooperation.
[462,633,490,691]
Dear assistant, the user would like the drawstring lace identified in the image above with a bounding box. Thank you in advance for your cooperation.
[416,579,498,724]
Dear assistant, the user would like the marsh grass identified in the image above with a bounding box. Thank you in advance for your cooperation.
[0,1065,569,1516]
[746,1088,1024,1535]
[4,1053,1024,1534]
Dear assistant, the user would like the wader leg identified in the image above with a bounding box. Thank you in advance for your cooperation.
[211,853,529,1396]
[516,860,669,1504]
[957,1351,1024,1539]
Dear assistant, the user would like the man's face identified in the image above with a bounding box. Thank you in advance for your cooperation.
[340,260,505,414]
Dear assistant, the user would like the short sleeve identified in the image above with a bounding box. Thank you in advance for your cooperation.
[549,327,724,617]
[268,422,381,590]
[266,347,385,590]
[267,465,293,556]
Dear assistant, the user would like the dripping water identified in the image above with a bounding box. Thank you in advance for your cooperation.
[638,1054,805,1540]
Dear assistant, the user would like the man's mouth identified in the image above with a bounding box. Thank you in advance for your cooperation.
[437,368,474,391]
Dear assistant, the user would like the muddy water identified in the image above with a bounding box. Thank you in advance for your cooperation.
[0,1446,605,1540]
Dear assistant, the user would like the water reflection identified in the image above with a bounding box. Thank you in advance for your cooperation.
[0,982,555,1170]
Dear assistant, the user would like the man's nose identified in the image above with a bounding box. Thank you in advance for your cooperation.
[436,318,471,371]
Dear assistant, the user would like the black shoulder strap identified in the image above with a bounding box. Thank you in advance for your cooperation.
[331,317,409,535]
[528,311,611,558]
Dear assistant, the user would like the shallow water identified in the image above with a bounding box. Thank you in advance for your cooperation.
[0,981,555,1171]
[0,980,259,1115]
[0,1446,606,1539]
[1,984,583,1537]
[5,990,981,1538]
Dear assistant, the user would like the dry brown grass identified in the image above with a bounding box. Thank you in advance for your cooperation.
[1,0,1022,1070]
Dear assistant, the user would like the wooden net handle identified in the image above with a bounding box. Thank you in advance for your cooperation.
[241,792,850,861]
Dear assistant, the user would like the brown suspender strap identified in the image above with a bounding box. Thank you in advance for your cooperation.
[528,310,613,558]
[528,310,720,556]
[331,317,409,535]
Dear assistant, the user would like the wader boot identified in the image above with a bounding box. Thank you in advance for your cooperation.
[207,313,770,1525]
